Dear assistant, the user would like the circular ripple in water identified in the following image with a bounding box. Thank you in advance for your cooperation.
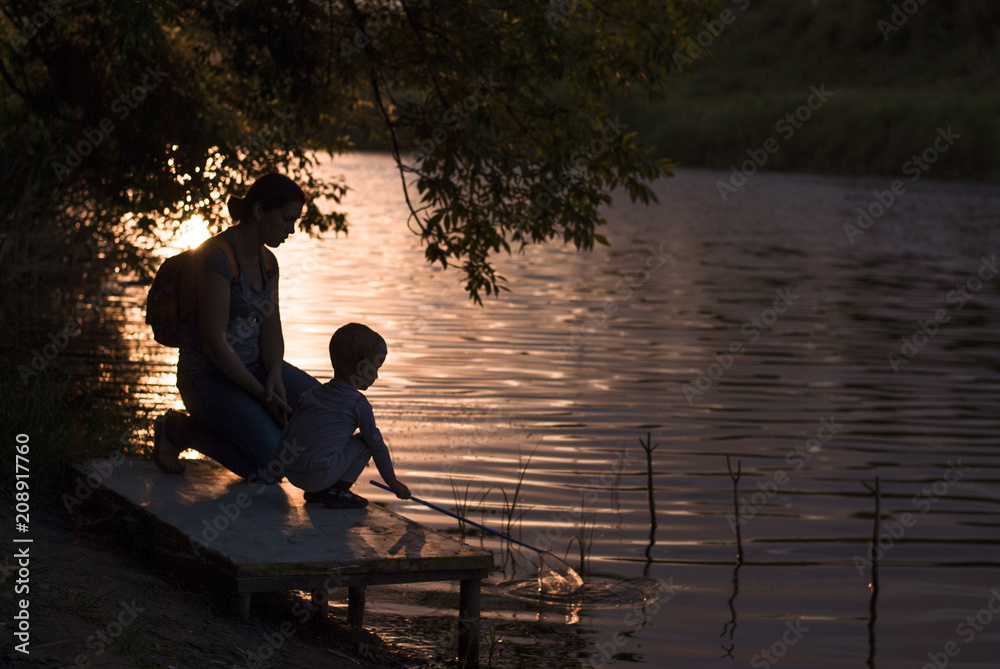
[498,573,668,609]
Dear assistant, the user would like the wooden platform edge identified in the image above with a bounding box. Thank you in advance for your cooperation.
[73,461,492,668]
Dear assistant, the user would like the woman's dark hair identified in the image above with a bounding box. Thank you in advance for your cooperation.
[227,173,305,222]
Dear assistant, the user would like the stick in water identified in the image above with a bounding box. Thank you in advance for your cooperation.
[370,480,586,595]
[369,480,545,554]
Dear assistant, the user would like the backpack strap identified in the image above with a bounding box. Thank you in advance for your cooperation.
[203,234,278,283]
[262,247,278,279]
[203,235,241,282]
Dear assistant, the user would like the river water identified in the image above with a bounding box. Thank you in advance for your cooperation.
[121,153,1000,668]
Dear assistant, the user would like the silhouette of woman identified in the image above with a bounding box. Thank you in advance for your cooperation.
[153,173,319,481]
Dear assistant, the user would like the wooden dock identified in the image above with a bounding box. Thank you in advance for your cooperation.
[81,457,493,668]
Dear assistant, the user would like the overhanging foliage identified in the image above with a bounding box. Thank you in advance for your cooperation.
[1,0,720,301]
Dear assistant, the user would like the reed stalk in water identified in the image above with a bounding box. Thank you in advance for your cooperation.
[640,432,658,563]
[485,622,505,668]
[863,477,881,668]
[565,490,597,575]
[449,476,491,541]
[498,447,535,574]
[726,455,743,565]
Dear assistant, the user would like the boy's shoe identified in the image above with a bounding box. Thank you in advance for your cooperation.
[322,489,368,509]
[302,488,364,505]
[153,411,186,475]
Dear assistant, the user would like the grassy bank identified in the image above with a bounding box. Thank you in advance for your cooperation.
[608,0,999,181]
[617,88,1000,180]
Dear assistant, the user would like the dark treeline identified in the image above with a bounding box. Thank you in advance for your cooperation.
[617,0,1000,179]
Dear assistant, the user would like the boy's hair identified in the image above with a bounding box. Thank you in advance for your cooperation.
[329,323,386,379]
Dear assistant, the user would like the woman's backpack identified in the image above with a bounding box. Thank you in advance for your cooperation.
[145,235,276,347]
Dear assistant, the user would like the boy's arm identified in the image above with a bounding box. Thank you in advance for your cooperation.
[355,396,410,499]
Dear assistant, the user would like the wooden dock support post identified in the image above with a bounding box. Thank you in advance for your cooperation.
[311,588,328,615]
[347,586,366,627]
[458,578,481,669]
[233,592,252,620]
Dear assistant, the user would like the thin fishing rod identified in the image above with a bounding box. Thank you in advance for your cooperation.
[369,479,545,554]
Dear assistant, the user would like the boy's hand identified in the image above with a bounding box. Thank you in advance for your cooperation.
[389,480,411,500]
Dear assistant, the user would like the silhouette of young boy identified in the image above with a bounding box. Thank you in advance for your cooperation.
[279,323,410,508]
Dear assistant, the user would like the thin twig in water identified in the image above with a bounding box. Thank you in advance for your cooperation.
[611,442,627,528]
[726,455,743,565]
[863,477,881,668]
[640,432,658,568]
[719,560,742,658]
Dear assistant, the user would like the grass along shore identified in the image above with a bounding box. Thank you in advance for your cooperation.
[616,87,1000,182]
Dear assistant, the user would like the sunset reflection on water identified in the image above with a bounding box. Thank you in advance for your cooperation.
[112,153,1000,668]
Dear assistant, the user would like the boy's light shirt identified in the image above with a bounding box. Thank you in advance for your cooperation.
[280,378,395,481]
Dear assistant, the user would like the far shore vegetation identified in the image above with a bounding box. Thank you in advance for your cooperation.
[614,0,999,181]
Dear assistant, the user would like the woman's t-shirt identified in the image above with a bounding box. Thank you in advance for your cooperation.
[178,230,274,373]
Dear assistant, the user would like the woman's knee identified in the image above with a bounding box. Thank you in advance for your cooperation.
[283,362,320,407]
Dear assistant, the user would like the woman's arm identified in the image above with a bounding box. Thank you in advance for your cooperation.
[198,271,269,398]
[198,268,291,426]
[259,270,284,378]
[259,270,290,423]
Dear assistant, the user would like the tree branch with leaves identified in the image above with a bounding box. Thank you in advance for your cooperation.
[1,0,721,298]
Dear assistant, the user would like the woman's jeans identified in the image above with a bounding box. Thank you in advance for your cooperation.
[171,360,319,480]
